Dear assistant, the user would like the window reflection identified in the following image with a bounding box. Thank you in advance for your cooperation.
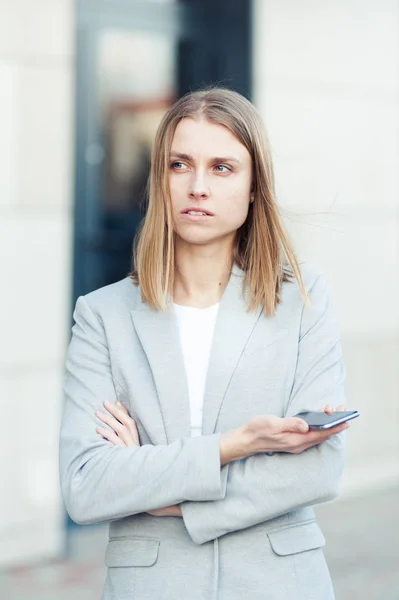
[98,30,177,213]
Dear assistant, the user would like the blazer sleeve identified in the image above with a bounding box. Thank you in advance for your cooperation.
[181,274,347,545]
[59,296,228,525]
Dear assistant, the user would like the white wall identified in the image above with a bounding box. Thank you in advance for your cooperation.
[0,0,75,567]
[253,0,399,495]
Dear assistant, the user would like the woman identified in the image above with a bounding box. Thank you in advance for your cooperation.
[60,88,350,600]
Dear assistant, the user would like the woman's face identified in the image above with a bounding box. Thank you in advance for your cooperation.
[168,118,252,249]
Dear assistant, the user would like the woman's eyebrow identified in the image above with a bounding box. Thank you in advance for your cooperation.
[169,152,192,162]
[170,151,242,165]
[212,156,242,166]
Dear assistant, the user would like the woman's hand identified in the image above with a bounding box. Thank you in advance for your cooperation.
[220,404,349,465]
[96,401,182,518]
[147,505,182,517]
[96,400,140,446]
[243,403,349,456]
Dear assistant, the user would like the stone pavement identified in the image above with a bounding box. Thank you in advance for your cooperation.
[1,486,398,600]
[315,485,399,600]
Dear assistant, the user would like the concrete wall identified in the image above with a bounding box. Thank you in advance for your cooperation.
[253,0,399,495]
[0,0,75,566]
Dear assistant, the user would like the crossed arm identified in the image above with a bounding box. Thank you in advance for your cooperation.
[60,275,349,543]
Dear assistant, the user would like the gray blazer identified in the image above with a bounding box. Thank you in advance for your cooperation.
[59,265,346,600]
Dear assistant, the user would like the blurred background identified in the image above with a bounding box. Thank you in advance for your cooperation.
[0,0,398,598]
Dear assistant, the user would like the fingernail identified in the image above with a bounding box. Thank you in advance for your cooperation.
[116,401,122,406]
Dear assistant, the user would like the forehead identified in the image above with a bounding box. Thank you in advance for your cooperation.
[171,117,250,161]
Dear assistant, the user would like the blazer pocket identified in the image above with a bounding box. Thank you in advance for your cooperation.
[267,521,325,556]
[105,537,160,567]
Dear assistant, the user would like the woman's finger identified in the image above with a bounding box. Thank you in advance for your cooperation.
[96,426,125,446]
[96,410,134,446]
[336,404,346,412]
[105,401,136,429]
[97,404,140,447]
[283,417,309,434]
[128,423,140,445]
[96,410,124,433]
[300,422,350,450]
[318,405,333,414]
[317,422,350,438]
[105,401,140,445]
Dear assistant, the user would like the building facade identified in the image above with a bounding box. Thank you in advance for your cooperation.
[0,0,397,567]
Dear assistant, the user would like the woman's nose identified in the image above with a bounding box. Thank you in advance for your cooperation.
[188,171,210,199]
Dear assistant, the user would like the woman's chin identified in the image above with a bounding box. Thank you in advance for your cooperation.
[175,231,232,248]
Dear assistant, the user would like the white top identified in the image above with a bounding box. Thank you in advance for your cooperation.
[173,302,220,437]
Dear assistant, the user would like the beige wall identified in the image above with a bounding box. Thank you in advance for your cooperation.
[0,0,75,566]
[1,0,397,569]
[253,0,399,495]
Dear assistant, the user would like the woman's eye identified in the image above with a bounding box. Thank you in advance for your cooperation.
[171,161,186,170]
[214,165,231,173]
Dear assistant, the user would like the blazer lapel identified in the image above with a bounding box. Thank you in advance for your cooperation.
[130,265,263,442]
[130,297,191,444]
[201,266,263,435]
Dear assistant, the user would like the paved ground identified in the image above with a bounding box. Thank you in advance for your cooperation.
[315,485,399,600]
[1,486,398,599]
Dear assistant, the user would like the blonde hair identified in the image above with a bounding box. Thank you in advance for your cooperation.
[130,87,307,315]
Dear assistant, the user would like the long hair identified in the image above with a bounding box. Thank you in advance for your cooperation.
[130,88,307,315]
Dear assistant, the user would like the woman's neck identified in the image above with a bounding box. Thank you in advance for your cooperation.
[173,242,232,308]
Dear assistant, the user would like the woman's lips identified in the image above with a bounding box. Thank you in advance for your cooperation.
[180,212,214,222]
[181,208,214,216]
[180,208,215,222]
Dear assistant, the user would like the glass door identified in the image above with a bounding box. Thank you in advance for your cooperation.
[73,0,251,300]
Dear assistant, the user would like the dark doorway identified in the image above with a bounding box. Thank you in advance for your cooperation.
[73,0,252,302]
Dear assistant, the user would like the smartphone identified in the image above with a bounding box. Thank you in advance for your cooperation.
[295,410,359,430]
